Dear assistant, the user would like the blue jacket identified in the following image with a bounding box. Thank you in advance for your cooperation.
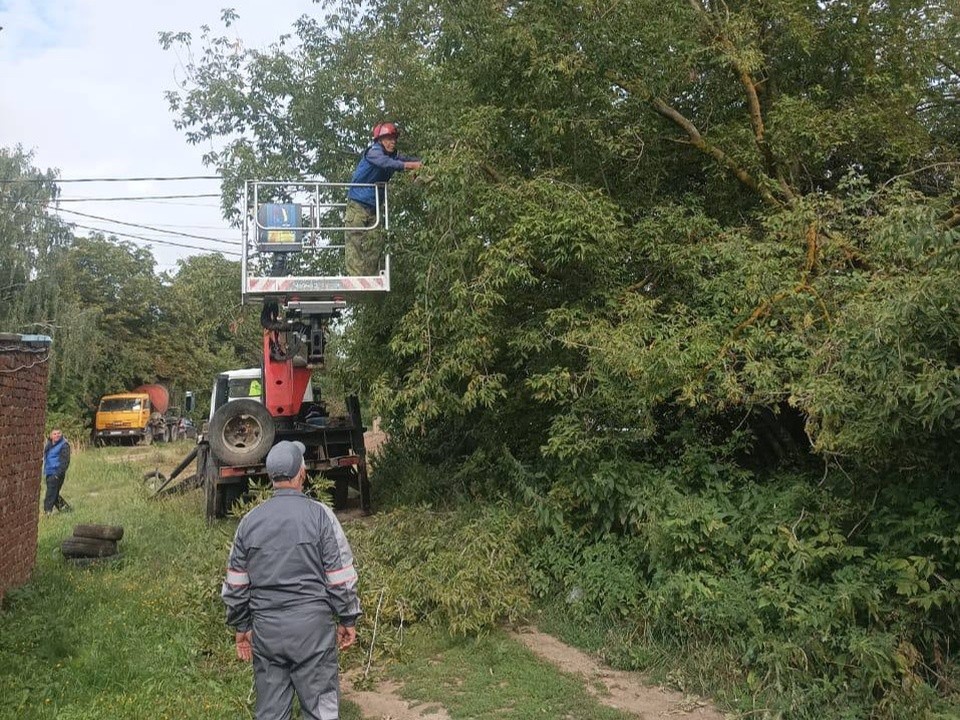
[347,141,419,209]
[43,437,70,476]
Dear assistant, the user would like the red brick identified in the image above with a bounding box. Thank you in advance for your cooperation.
[0,337,51,601]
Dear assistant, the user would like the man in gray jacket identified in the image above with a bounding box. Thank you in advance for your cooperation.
[222,440,361,720]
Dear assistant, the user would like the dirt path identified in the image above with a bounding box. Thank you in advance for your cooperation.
[344,628,725,719]
[99,447,155,463]
[511,628,726,719]
[343,673,451,720]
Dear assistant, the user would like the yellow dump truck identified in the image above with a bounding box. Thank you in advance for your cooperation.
[94,384,188,446]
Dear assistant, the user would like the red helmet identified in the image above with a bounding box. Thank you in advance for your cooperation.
[372,122,399,140]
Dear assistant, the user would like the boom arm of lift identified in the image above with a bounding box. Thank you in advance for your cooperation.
[260,300,336,418]
[244,181,391,418]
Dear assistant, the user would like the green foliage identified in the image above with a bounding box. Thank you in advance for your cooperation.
[42,410,89,450]
[528,463,960,718]
[349,505,532,639]
[226,475,336,520]
[158,0,960,472]
[157,1,960,715]
[0,146,71,332]
[225,481,531,647]
[0,158,262,430]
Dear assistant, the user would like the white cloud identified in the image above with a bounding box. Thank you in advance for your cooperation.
[0,0,319,271]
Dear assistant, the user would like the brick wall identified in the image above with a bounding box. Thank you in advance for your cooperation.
[0,333,52,603]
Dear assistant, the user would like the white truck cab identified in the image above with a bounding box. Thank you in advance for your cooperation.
[208,368,313,422]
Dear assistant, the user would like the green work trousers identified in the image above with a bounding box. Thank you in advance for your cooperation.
[344,200,381,276]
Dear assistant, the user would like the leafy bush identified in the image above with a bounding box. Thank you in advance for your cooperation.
[349,505,532,640]
[528,462,960,718]
[43,409,89,450]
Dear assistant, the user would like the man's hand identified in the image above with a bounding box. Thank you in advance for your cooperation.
[404,161,423,170]
[235,630,253,661]
[337,625,356,651]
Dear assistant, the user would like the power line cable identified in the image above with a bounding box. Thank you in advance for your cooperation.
[54,193,223,202]
[67,223,226,245]
[133,199,223,207]
[53,207,240,246]
[0,195,224,209]
[68,222,241,257]
[0,174,222,184]
[133,220,239,230]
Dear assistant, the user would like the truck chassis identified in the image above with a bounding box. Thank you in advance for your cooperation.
[197,394,372,519]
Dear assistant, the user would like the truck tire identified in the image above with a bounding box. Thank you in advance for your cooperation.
[61,537,118,559]
[72,524,124,541]
[209,399,275,466]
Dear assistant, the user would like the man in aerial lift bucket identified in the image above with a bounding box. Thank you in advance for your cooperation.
[344,121,423,276]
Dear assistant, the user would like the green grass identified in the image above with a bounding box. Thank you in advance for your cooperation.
[2,444,646,720]
[386,629,636,720]
[0,444,364,720]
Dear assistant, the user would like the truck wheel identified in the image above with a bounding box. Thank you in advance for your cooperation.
[209,399,275,466]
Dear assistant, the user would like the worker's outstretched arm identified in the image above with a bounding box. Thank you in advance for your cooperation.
[365,143,418,171]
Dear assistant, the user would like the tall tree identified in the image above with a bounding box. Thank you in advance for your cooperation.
[46,235,163,412]
[161,0,960,472]
[153,253,262,417]
[0,146,71,332]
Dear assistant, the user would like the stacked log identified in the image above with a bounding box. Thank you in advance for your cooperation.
[60,524,123,559]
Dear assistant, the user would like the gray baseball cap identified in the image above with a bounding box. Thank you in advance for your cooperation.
[265,440,306,480]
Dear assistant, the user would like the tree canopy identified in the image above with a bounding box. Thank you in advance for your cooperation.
[161,0,960,476]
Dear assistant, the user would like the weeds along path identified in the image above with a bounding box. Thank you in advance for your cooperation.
[512,628,724,719]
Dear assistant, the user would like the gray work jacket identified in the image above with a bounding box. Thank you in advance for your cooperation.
[221,489,361,632]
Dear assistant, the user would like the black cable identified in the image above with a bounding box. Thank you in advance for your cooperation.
[54,193,223,202]
[0,175,222,184]
[0,195,222,209]
[0,353,50,373]
[68,222,241,257]
[54,207,240,246]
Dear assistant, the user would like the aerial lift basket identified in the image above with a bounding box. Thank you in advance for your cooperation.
[241,180,391,306]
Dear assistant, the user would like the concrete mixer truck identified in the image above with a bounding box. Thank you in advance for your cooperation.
[93,384,192,446]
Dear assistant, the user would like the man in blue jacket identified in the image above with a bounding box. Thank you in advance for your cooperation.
[345,121,422,276]
[42,428,72,515]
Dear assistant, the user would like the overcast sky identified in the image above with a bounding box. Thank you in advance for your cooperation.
[0,0,318,272]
